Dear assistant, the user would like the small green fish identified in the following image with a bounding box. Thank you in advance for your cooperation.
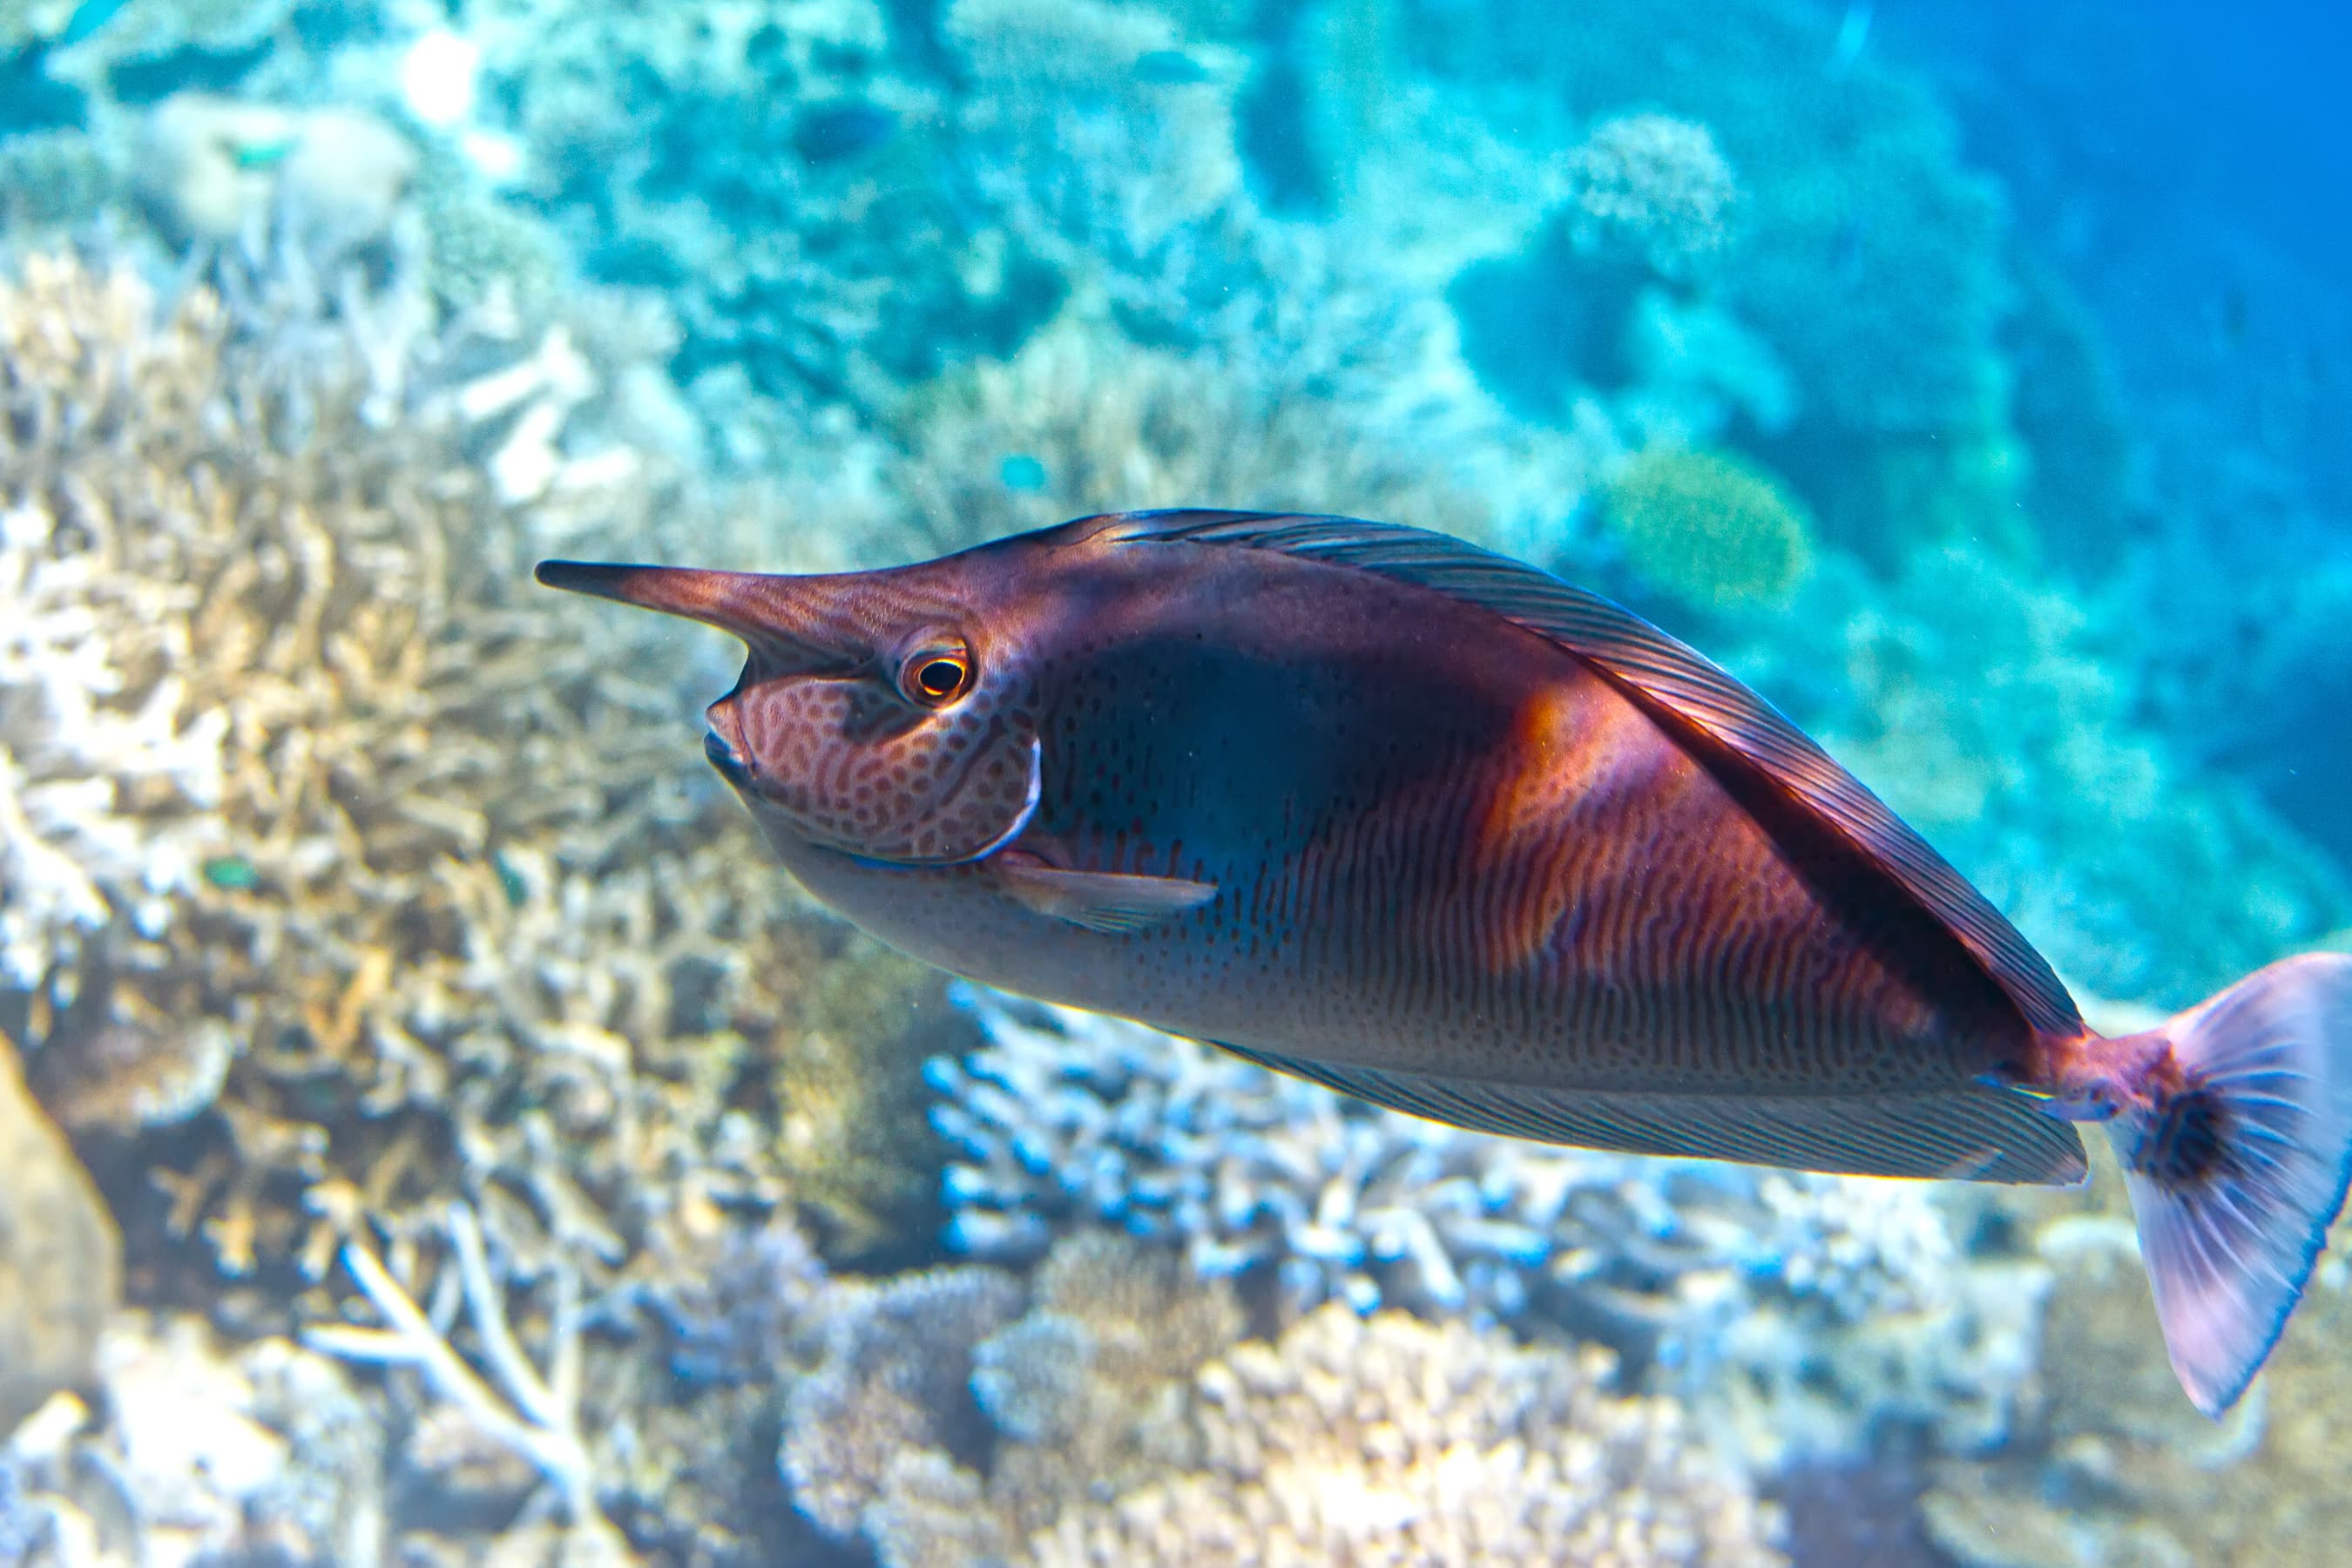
[539,510,2352,1418]
[201,855,260,891]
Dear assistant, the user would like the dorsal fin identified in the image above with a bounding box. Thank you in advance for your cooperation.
[1097,509,2085,1039]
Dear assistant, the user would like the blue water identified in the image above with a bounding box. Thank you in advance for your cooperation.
[0,3,2347,1565]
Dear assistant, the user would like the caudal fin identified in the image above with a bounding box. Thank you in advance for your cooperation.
[2107,953,2352,1416]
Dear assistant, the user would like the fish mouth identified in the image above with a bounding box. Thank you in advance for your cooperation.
[703,727,753,786]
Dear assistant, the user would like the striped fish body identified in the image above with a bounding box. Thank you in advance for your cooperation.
[540,510,2352,1418]
[768,531,2028,1105]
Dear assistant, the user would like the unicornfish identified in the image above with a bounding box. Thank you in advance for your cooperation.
[538,510,2352,1416]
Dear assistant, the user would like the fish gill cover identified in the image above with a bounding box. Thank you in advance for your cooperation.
[0,0,2346,1565]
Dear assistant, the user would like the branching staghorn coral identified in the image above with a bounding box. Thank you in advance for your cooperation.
[932,987,2047,1468]
[308,1203,610,1535]
[0,248,950,1323]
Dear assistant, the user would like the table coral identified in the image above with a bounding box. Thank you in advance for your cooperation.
[1031,1304,1787,1566]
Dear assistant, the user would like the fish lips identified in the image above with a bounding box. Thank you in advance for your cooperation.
[703,727,753,786]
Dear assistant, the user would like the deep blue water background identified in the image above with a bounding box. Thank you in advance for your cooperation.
[1901,0,2352,861]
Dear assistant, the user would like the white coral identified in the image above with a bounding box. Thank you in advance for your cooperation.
[0,261,239,990]
[1031,1306,1786,1566]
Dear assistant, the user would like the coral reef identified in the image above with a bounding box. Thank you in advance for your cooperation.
[1758,546,2352,1005]
[1497,0,2011,442]
[790,1233,1783,1566]
[1410,0,2058,571]
[461,0,1030,410]
[942,0,1248,344]
[0,130,113,234]
[0,247,956,1309]
[0,1026,118,1437]
[1030,1304,1786,1566]
[1,1309,387,1567]
[1602,445,1815,611]
[1923,1162,2352,1568]
[884,305,1499,557]
[780,1231,1241,1566]
[780,1261,1022,1541]
[932,988,2044,1469]
[0,4,2340,1564]
[27,0,298,78]
[134,95,418,260]
[1565,112,1742,282]
[972,1231,1241,1538]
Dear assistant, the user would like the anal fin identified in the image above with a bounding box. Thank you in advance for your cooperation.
[1209,1038,2088,1186]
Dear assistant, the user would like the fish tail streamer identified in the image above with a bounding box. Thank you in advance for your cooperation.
[2105,952,2352,1417]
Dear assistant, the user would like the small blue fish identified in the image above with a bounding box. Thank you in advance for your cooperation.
[793,101,897,165]
[998,454,1048,493]
[53,0,134,50]
[1132,49,1212,85]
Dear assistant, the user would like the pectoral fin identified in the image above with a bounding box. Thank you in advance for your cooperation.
[993,852,1218,935]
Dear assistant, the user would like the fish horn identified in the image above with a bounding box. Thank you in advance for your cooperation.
[535,560,854,668]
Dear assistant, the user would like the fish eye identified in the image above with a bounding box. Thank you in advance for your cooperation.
[900,644,973,706]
